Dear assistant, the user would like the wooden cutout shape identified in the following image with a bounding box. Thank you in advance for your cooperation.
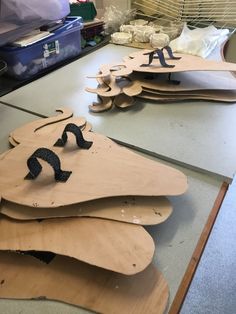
[0,251,169,314]
[130,71,236,92]
[0,215,154,274]
[34,117,87,136]
[10,111,85,145]
[87,76,143,98]
[87,63,120,78]
[113,50,236,76]
[0,196,172,225]
[0,130,188,208]
[106,76,143,97]
[87,75,121,97]
[114,94,135,108]
[138,91,236,102]
[89,96,113,112]
[137,93,181,102]
[10,121,92,147]
[8,136,18,147]
[10,108,73,145]
[122,79,143,96]
[142,87,236,97]
[0,151,10,161]
[89,50,236,79]
[96,75,110,89]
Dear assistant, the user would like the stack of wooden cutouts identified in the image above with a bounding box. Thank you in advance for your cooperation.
[86,46,236,112]
[0,109,188,314]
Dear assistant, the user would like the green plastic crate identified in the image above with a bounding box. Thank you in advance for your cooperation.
[69,2,97,21]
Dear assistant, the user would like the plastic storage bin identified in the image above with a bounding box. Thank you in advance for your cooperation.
[0,17,83,80]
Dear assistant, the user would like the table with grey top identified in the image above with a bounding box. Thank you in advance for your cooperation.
[1,44,236,181]
[0,104,226,313]
[0,40,236,313]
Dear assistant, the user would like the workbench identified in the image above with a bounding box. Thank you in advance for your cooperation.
[0,41,235,313]
[1,44,236,181]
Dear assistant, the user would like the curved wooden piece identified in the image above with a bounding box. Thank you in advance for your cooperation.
[83,122,92,132]
[0,131,188,208]
[138,90,236,102]
[131,72,236,92]
[86,75,111,94]
[137,93,181,102]
[114,94,135,108]
[0,251,169,314]
[0,216,154,275]
[8,136,18,147]
[10,118,90,147]
[96,82,110,92]
[86,86,107,94]
[96,75,109,86]
[122,79,143,97]
[0,196,172,225]
[97,75,121,97]
[142,87,236,100]
[111,50,236,76]
[87,64,115,78]
[87,75,143,98]
[87,76,121,97]
[0,150,11,161]
[10,108,74,144]
[89,96,113,112]
[36,117,87,137]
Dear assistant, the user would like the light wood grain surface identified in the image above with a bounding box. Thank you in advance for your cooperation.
[0,215,155,275]
[0,251,169,314]
[0,130,187,208]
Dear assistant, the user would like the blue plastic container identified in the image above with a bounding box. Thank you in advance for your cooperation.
[0,17,83,80]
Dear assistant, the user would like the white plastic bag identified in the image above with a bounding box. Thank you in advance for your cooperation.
[1,0,70,23]
[169,23,229,58]
[103,6,136,34]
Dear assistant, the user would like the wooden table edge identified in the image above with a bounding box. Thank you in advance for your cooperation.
[169,181,229,314]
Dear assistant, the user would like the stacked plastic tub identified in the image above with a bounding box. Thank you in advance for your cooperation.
[0,0,83,80]
[0,17,83,80]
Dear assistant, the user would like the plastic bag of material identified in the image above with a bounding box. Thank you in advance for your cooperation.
[103,6,136,35]
[0,0,70,23]
[170,23,229,58]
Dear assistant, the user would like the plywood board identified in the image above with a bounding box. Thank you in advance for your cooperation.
[91,52,236,78]
[2,43,235,179]
[86,77,143,98]
[0,131,187,208]
[137,91,236,102]
[0,196,172,225]
[131,71,236,92]
[114,94,135,108]
[10,108,84,145]
[89,96,113,112]
[142,87,236,98]
[110,50,236,76]
[0,215,154,275]
[0,251,169,314]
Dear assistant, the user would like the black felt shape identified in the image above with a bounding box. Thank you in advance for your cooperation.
[54,123,93,149]
[24,147,72,182]
[167,73,181,85]
[142,49,175,68]
[161,46,182,60]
